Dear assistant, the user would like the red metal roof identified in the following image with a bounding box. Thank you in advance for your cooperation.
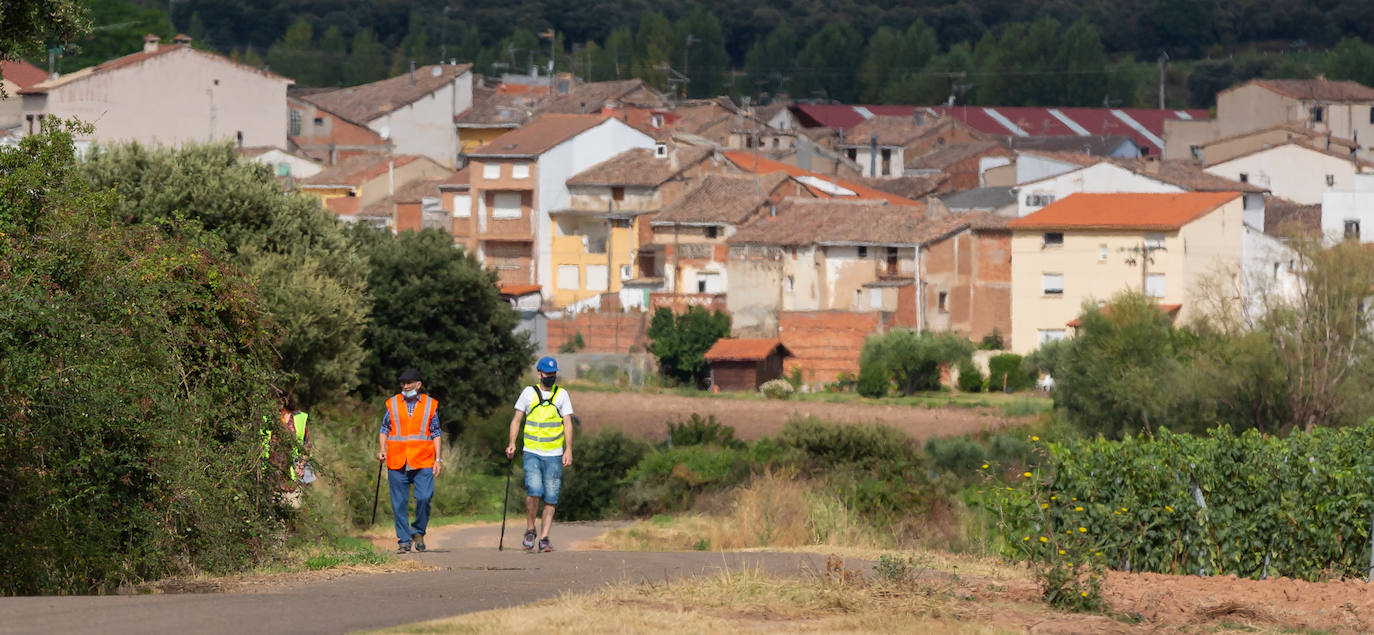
[704,338,791,362]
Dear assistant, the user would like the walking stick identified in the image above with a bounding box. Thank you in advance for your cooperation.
[498,455,513,551]
[370,458,383,526]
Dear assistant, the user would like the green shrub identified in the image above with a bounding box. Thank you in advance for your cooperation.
[668,414,744,449]
[780,417,920,468]
[558,332,585,354]
[857,361,890,398]
[956,360,984,393]
[987,354,1032,392]
[559,427,651,520]
[760,378,795,400]
[979,329,1005,351]
[926,435,984,476]
[622,445,751,515]
[858,329,973,395]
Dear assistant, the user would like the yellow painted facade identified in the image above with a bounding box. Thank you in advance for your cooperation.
[1009,197,1244,354]
[549,215,640,307]
[458,128,512,157]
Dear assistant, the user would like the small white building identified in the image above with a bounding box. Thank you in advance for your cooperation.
[1014,158,1266,218]
[1206,142,1374,205]
[1321,173,1374,243]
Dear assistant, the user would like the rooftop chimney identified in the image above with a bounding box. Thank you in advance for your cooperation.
[143,34,160,54]
[172,33,192,45]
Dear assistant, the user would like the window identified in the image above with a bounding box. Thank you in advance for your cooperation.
[869,288,883,309]
[1038,329,1067,344]
[1146,273,1166,298]
[1239,172,1249,183]
[1369,107,1374,124]
[654,143,668,157]
[857,246,869,258]
[1273,262,1281,279]
[1042,273,1064,296]
[880,148,892,176]
[1313,106,1324,123]
[1145,233,1165,249]
[452,194,471,218]
[511,163,530,179]
[697,272,723,293]
[1327,174,1336,186]
[847,149,857,161]
[288,109,302,137]
[650,113,664,128]
[491,192,522,219]
[705,226,719,239]
[612,187,625,202]
[586,265,609,291]
[610,218,630,228]
[620,265,632,281]
[1190,145,1201,160]
[1346,219,1361,239]
[1098,244,1109,262]
[938,291,948,312]
[313,117,324,127]
[482,163,500,179]
[786,275,795,292]
[1042,232,1064,247]
[1026,193,1055,207]
[886,247,898,274]
[421,197,441,214]
[557,265,580,290]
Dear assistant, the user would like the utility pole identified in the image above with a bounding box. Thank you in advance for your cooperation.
[1157,51,1169,110]
[1122,241,1167,296]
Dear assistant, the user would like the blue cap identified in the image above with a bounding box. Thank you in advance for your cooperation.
[536,356,558,373]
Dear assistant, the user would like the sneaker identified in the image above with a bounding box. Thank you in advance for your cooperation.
[522,529,537,550]
[538,537,552,553]
[413,533,426,552]
[397,542,411,554]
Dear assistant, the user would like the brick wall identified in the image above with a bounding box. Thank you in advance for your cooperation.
[545,311,649,354]
[778,311,883,385]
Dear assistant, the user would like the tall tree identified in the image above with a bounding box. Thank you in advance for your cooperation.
[1,0,89,68]
[795,21,863,103]
[265,18,321,86]
[600,26,635,81]
[744,20,796,102]
[633,10,673,91]
[859,26,903,103]
[1323,37,1374,88]
[1055,19,1109,106]
[391,11,436,75]
[346,27,387,85]
[317,25,346,87]
[673,6,730,98]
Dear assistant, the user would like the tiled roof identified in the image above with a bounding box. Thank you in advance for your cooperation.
[653,173,789,225]
[1209,139,1374,170]
[23,44,289,94]
[567,145,712,187]
[729,198,967,248]
[1007,192,1241,231]
[838,115,935,147]
[721,151,921,206]
[302,64,472,123]
[940,187,1016,211]
[1017,149,1105,167]
[298,154,420,187]
[324,197,360,215]
[360,178,450,217]
[1264,198,1322,237]
[1239,79,1374,102]
[1111,158,1267,192]
[536,79,669,114]
[704,338,791,362]
[1,59,46,89]
[468,114,609,158]
[906,141,1010,170]
[438,166,470,190]
[861,175,945,200]
[455,82,537,127]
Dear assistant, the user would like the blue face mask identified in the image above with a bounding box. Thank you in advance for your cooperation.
[402,389,418,399]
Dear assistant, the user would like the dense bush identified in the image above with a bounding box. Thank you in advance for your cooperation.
[667,414,744,449]
[780,417,922,469]
[559,427,651,520]
[956,360,984,393]
[926,435,984,475]
[621,445,751,515]
[0,127,286,594]
[858,329,974,395]
[987,353,1033,392]
[646,306,730,388]
[760,378,794,400]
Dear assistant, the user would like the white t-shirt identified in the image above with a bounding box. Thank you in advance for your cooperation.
[514,385,573,457]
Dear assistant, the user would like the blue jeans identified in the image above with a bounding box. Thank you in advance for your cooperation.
[388,467,434,545]
[523,453,562,505]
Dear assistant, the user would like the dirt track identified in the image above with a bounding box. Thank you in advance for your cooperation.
[572,390,1022,442]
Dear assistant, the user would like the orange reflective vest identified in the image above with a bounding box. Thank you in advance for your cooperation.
[385,394,438,470]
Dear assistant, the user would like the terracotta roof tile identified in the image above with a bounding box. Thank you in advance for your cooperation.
[438,166,471,190]
[838,115,937,147]
[1241,79,1374,102]
[906,141,1011,170]
[1007,192,1241,231]
[302,64,472,123]
[1111,158,1267,192]
[536,79,669,114]
[567,146,712,187]
[455,82,537,127]
[704,338,791,362]
[1016,149,1105,167]
[860,175,946,200]
[1264,198,1322,237]
[721,151,920,206]
[653,173,789,225]
[1,59,47,89]
[468,114,609,158]
[728,198,966,248]
[299,154,420,187]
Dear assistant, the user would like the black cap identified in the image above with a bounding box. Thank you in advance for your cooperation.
[399,368,422,383]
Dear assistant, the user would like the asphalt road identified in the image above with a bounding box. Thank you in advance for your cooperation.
[0,522,844,635]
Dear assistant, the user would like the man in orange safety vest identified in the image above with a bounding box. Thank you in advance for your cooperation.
[376,367,442,553]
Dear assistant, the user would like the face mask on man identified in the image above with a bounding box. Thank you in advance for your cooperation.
[539,375,556,389]
[402,389,418,399]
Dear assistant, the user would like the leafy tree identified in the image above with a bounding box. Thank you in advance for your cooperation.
[674,6,731,98]
[1055,19,1109,106]
[266,17,323,86]
[317,25,347,87]
[350,227,533,429]
[795,21,863,103]
[1323,37,1374,88]
[633,10,674,90]
[0,124,284,594]
[859,26,902,103]
[858,329,973,396]
[744,20,796,101]
[80,142,370,406]
[1,0,89,67]
[646,306,730,387]
[391,10,437,75]
[346,28,388,85]
[50,0,165,73]
[597,26,635,81]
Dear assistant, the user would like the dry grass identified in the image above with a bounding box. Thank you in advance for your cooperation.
[371,561,1034,634]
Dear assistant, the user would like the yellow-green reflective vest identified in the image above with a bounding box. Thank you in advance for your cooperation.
[523,385,565,453]
[261,411,309,480]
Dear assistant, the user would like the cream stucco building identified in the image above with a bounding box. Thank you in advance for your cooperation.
[1007,192,1245,354]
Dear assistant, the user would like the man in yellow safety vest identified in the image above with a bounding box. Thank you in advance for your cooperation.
[505,356,573,552]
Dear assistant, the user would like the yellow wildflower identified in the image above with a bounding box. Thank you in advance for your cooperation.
[1031,436,1040,441]
[1078,527,1087,533]
[1080,591,1088,598]
[1075,506,1084,512]
[981,463,989,469]
[1023,471,1033,478]
[1165,505,1174,512]
[1023,536,1030,541]
[1058,549,1066,555]
[1041,503,1049,509]
[1039,536,1048,543]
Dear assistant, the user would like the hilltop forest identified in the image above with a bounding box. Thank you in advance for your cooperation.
[33,0,1374,108]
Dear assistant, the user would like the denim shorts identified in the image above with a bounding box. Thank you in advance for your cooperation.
[523,452,563,505]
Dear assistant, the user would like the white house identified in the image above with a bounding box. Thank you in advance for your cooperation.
[1014,158,1266,218]
[1205,142,1374,205]
[302,63,473,168]
[1321,173,1374,243]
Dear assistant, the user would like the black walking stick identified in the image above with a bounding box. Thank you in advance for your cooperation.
[498,455,513,550]
[370,458,384,526]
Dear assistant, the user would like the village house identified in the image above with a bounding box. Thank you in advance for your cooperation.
[1203,141,1374,205]
[720,151,922,206]
[286,95,391,166]
[236,146,322,181]
[454,78,546,159]
[556,144,715,310]
[1014,157,1266,218]
[300,62,473,168]
[296,153,452,224]
[1,59,46,135]
[1006,192,1245,354]
[836,115,935,178]
[535,78,669,115]
[905,141,1015,191]
[20,34,290,151]
[366,177,454,232]
[1321,173,1374,243]
[1179,123,1349,167]
[437,166,471,239]
[462,114,656,294]
[1165,78,1374,161]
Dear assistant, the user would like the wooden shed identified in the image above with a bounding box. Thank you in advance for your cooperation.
[704,338,793,391]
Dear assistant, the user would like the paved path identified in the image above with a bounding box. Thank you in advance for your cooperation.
[0,522,849,635]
